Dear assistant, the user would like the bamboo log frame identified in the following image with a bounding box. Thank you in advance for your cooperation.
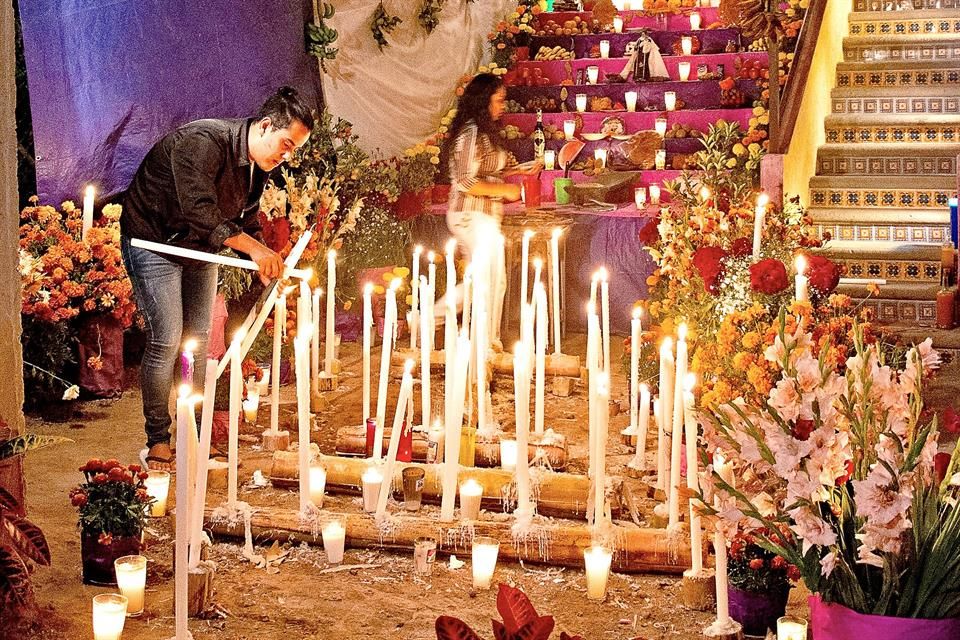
[333,425,569,470]
[391,348,582,378]
[202,504,697,574]
[270,453,614,520]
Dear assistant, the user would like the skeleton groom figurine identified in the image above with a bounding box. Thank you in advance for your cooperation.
[608,31,668,82]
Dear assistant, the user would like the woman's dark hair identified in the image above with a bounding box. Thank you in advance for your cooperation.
[441,73,504,163]
[256,86,315,131]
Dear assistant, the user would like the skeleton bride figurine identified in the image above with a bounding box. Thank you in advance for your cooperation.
[607,31,668,82]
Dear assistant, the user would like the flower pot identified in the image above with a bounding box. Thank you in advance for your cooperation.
[728,584,789,636]
[394,190,431,221]
[81,531,142,586]
[810,595,960,640]
[432,184,451,203]
[554,178,574,205]
[77,314,124,398]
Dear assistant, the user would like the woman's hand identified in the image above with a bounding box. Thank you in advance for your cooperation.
[505,160,544,177]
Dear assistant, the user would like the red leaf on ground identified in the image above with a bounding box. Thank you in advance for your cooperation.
[435,616,483,640]
[496,583,540,634]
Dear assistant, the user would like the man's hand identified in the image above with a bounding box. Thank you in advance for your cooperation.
[247,243,284,284]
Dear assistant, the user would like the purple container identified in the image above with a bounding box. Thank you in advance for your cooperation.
[728,584,789,637]
[810,596,960,640]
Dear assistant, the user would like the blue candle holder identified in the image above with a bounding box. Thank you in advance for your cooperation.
[951,197,959,249]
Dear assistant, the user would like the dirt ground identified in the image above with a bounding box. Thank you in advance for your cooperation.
[16,329,956,640]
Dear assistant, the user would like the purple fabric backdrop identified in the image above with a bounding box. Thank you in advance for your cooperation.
[19,0,322,204]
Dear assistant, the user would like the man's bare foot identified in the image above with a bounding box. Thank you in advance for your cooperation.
[145,442,175,471]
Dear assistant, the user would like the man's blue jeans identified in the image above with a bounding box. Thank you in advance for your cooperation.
[121,236,218,449]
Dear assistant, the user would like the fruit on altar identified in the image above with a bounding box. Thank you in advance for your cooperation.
[525,96,559,112]
[621,131,663,169]
[670,153,697,170]
[500,125,522,140]
[534,45,575,61]
[589,96,614,111]
[664,123,702,139]
[718,76,736,91]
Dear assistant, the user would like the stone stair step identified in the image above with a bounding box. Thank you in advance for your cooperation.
[836,59,960,89]
[817,241,944,284]
[831,84,960,116]
[849,9,960,37]
[824,115,960,144]
[810,207,950,244]
[816,142,960,175]
[843,33,960,63]
[837,282,942,326]
[810,175,954,209]
[854,0,960,11]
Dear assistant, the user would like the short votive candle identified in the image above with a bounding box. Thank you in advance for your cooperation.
[144,470,170,517]
[92,593,128,640]
[309,464,327,507]
[499,439,518,471]
[655,149,666,170]
[114,555,147,617]
[322,517,346,564]
[361,467,383,513]
[544,149,556,170]
[650,184,661,205]
[563,120,577,140]
[599,40,610,59]
[242,396,259,424]
[613,16,624,33]
[594,148,607,170]
[664,92,677,111]
[587,65,600,85]
[459,478,483,521]
[681,36,693,56]
[584,545,613,601]
[690,12,702,30]
[625,90,638,112]
[678,61,691,81]
[634,187,647,209]
[776,616,808,640]
[576,93,587,113]
[655,117,668,137]
[472,536,500,590]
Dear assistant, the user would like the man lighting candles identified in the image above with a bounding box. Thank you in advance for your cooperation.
[119,86,313,470]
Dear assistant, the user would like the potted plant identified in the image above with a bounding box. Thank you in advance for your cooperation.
[726,527,799,635]
[394,146,440,220]
[70,458,152,585]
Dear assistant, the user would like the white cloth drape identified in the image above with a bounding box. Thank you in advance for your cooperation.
[323,0,514,156]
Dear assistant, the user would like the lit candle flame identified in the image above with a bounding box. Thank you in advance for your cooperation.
[182,338,198,353]
[678,322,688,342]
[390,278,401,291]
[795,254,807,275]
[683,372,696,392]
[427,250,436,263]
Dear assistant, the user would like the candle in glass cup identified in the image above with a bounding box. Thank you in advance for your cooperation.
[634,187,647,210]
[594,148,607,170]
[322,517,346,564]
[309,464,327,507]
[587,65,599,84]
[583,545,613,601]
[499,439,518,471]
[664,92,677,111]
[242,394,259,424]
[563,120,576,140]
[625,90,638,112]
[599,40,610,59]
[92,593,128,640]
[777,616,808,640]
[613,15,624,33]
[678,61,691,81]
[459,478,483,520]
[144,470,170,517]
[471,536,500,589]
[681,36,693,56]
[655,149,666,170]
[650,184,662,205]
[575,93,587,113]
[543,149,556,171]
[361,467,383,513]
[690,11,702,30]
[114,555,147,617]
[655,117,667,137]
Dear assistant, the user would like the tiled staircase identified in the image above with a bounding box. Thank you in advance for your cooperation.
[810,4,960,326]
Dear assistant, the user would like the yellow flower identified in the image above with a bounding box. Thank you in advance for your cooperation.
[733,143,746,157]
[732,352,754,371]
[741,331,761,350]
[343,300,353,311]
[866,282,881,297]
[393,266,411,278]
[726,158,737,168]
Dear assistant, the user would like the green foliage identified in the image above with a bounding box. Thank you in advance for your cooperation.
[338,206,411,300]
[417,0,443,34]
[691,121,760,194]
[20,316,76,408]
[0,435,71,461]
[371,2,402,51]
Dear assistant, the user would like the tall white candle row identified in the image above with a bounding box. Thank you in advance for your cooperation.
[375,360,416,520]
[657,338,674,492]
[362,283,373,425]
[324,250,336,375]
[533,282,548,436]
[668,324,688,528]
[420,275,433,433]
[410,245,422,350]
[513,342,533,519]
[683,373,703,574]
[374,280,399,459]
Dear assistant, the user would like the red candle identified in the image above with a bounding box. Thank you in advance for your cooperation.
[522,175,541,209]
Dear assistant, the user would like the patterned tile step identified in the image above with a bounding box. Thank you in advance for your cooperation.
[843,34,960,62]
[837,288,940,327]
[810,175,954,208]
[832,85,960,115]
[836,60,960,89]
[849,9,960,36]
[816,142,960,176]
[824,119,960,144]
[811,207,950,244]
[818,241,944,283]
[854,0,960,11]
